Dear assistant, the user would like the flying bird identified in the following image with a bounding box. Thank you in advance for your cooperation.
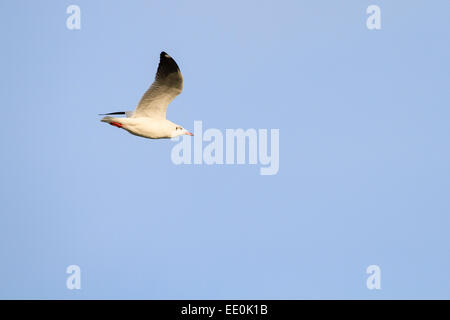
[100,51,193,139]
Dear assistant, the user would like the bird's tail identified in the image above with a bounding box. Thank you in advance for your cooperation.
[101,116,124,128]
[101,116,113,123]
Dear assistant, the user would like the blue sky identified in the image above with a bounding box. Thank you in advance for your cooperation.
[0,0,449,299]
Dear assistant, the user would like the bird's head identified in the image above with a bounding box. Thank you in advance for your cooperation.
[172,125,193,138]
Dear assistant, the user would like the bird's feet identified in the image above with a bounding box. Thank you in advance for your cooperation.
[110,122,123,128]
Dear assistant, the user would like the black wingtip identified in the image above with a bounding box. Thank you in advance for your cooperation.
[98,111,126,116]
[156,51,180,79]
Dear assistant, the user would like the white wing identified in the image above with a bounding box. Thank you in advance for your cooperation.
[133,52,183,119]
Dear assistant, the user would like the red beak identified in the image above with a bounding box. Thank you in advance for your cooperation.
[186,132,194,136]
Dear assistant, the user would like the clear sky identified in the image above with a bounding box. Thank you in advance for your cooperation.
[1,0,449,299]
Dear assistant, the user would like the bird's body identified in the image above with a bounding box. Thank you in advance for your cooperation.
[102,116,183,139]
[100,51,193,139]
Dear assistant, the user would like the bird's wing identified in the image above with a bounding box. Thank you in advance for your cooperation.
[133,52,183,119]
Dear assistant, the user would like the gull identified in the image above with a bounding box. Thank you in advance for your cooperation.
[100,51,193,139]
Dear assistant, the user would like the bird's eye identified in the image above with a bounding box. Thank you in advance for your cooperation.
[176,126,182,130]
